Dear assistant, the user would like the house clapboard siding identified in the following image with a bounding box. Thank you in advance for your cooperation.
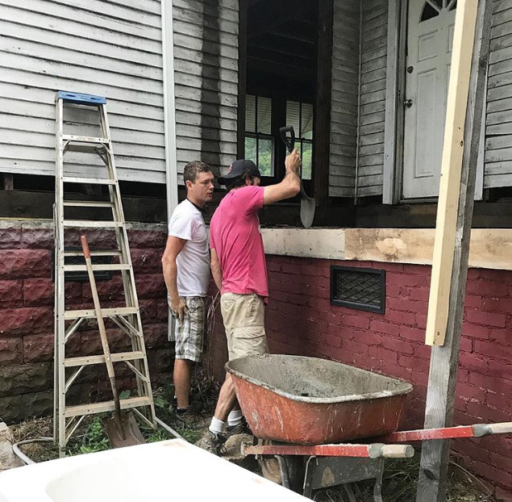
[173,0,239,182]
[485,0,512,189]
[0,0,167,183]
[357,0,387,198]
[328,0,360,198]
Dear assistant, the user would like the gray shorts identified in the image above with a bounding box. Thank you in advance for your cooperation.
[172,296,206,363]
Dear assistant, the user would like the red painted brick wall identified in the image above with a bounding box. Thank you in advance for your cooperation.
[210,255,512,496]
[0,222,171,423]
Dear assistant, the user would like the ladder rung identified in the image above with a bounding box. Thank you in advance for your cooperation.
[64,307,138,320]
[62,177,116,185]
[65,144,108,154]
[64,264,130,273]
[58,91,106,106]
[64,351,145,368]
[64,250,121,258]
[63,220,122,228]
[62,135,109,144]
[63,201,114,208]
[64,396,152,418]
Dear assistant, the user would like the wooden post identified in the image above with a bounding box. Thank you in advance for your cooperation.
[416,0,493,501]
[383,0,402,205]
[237,0,248,159]
[425,0,479,347]
[313,0,334,205]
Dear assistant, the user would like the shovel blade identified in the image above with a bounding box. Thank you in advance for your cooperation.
[103,412,145,449]
[300,198,316,229]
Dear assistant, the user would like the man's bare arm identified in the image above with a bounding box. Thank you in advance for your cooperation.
[161,235,187,321]
[263,148,301,205]
[210,248,222,292]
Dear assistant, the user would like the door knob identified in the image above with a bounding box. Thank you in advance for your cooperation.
[404,99,413,108]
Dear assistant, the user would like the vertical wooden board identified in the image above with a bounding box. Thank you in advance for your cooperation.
[425,0,479,347]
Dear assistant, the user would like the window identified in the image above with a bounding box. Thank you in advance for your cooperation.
[421,0,456,22]
[330,266,386,314]
[286,100,313,180]
[245,95,274,176]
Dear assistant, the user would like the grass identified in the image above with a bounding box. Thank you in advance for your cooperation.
[10,367,219,461]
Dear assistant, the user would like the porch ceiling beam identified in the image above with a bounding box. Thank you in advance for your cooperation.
[248,0,316,41]
[247,45,315,70]
[247,56,314,81]
[417,2,493,502]
[249,35,316,61]
[266,31,316,47]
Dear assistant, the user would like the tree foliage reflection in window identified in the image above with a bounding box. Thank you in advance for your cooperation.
[245,95,274,177]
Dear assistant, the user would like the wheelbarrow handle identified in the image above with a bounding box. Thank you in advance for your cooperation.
[279,126,295,154]
[375,444,415,459]
[473,422,512,437]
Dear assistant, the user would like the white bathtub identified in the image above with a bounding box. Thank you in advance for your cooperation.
[0,439,306,502]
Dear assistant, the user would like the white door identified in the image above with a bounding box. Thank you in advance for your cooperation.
[403,0,457,199]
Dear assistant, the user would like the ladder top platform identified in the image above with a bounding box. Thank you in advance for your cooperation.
[57,91,106,106]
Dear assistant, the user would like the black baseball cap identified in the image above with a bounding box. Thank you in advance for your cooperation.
[217,159,262,185]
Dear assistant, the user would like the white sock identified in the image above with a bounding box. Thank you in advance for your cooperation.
[209,417,225,435]
[227,410,243,427]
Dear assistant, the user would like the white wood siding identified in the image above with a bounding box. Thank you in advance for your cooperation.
[328,0,360,198]
[0,0,166,183]
[173,0,239,182]
[357,0,388,197]
[484,0,512,189]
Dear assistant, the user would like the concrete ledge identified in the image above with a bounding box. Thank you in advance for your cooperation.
[261,228,512,271]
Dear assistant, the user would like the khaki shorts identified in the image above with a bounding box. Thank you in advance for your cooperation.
[221,293,267,361]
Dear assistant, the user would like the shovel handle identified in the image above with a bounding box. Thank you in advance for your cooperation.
[279,126,295,154]
[80,235,91,259]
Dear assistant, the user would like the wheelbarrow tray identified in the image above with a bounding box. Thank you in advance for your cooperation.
[226,354,413,445]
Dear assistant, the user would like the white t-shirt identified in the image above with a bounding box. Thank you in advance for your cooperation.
[168,199,210,297]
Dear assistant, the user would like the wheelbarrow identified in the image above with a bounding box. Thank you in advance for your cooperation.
[226,355,512,501]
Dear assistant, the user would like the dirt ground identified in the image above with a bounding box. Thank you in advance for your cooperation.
[10,413,496,502]
[6,376,497,502]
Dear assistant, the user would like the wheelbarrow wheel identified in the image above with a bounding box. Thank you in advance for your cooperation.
[258,440,305,494]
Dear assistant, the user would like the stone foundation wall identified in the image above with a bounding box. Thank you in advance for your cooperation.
[0,221,171,423]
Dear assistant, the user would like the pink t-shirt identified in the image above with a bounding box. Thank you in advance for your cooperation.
[210,185,268,299]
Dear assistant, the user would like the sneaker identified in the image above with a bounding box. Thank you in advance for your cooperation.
[226,417,252,437]
[196,430,226,455]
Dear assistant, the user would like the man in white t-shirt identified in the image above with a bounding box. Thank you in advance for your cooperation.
[162,161,215,415]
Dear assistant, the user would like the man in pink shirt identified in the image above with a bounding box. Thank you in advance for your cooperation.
[197,150,301,454]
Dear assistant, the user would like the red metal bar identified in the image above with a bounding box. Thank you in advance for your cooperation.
[244,443,414,459]
[378,422,512,443]
[246,444,373,457]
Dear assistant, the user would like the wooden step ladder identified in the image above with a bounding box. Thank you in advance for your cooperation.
[53,91,156,457]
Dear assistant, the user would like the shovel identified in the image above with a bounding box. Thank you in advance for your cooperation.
[279,126,316,228]
[80,235,145,448]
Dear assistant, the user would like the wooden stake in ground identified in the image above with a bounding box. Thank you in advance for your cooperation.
[417,0,493,501]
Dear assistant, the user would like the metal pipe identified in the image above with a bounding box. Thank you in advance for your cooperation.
[161,0,179,346]
[12,438,53,465]
[155,416,184,440]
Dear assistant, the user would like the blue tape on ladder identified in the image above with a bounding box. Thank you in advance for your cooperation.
[57,91,106,105]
